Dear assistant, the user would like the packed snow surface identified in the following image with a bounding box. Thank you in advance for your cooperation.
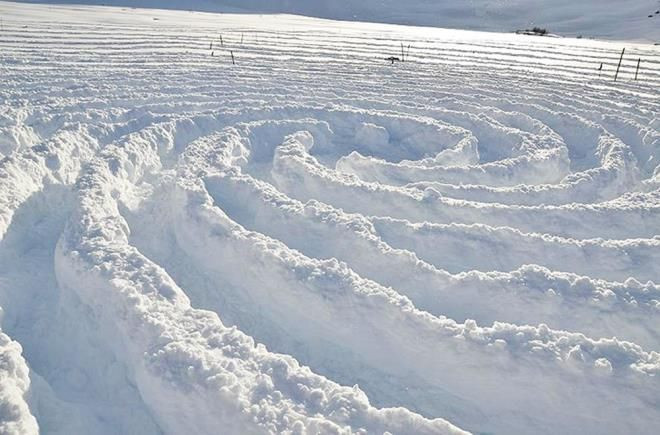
[1,2,660,434]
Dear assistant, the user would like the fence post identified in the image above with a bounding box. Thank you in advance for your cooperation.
[614,48,625,81]
[634,58,641,81]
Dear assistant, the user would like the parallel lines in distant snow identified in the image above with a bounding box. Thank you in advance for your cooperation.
[2,21,659,85]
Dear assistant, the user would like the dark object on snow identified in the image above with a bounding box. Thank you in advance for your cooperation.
[516,27,551,37]
[385,56,401,64]
[614,47,625,81]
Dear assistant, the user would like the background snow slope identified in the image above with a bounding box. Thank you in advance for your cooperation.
[1,1,659,434]
[11,0,660,41]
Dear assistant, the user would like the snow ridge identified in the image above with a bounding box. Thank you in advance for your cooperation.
[0,328,38,435]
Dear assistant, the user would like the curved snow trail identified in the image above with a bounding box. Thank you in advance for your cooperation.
[0,2,659,434]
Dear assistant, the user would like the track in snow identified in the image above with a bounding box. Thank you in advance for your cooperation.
[1,2,659,434]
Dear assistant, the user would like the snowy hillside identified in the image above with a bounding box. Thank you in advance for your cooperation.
[1,1,660,434]
[12,0,660,41]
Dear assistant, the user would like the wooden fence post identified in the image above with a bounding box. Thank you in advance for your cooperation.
[614,48,625,81]
[634,58,641,81]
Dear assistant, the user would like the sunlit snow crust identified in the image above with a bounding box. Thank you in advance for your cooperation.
[0,3,659,434]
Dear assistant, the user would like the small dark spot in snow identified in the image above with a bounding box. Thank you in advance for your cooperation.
[108,159,121,175]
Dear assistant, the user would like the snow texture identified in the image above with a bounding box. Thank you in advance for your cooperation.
[0,2,659,434]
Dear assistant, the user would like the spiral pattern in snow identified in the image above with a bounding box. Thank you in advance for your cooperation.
[1,4,659,435]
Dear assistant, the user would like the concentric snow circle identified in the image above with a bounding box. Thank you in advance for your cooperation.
[1,3,659,435]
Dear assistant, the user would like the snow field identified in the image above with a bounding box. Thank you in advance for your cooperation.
[12,0,660,41]
[0,2,659,434]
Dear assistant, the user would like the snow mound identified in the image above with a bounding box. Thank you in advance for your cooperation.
[1,2,659,434]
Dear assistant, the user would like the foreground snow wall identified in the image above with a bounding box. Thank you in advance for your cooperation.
[0,2,659,434]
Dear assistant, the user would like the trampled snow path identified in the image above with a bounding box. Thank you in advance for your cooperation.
[0,2,659,434]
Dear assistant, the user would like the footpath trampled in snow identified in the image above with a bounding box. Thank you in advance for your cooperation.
[0,2,659,434]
